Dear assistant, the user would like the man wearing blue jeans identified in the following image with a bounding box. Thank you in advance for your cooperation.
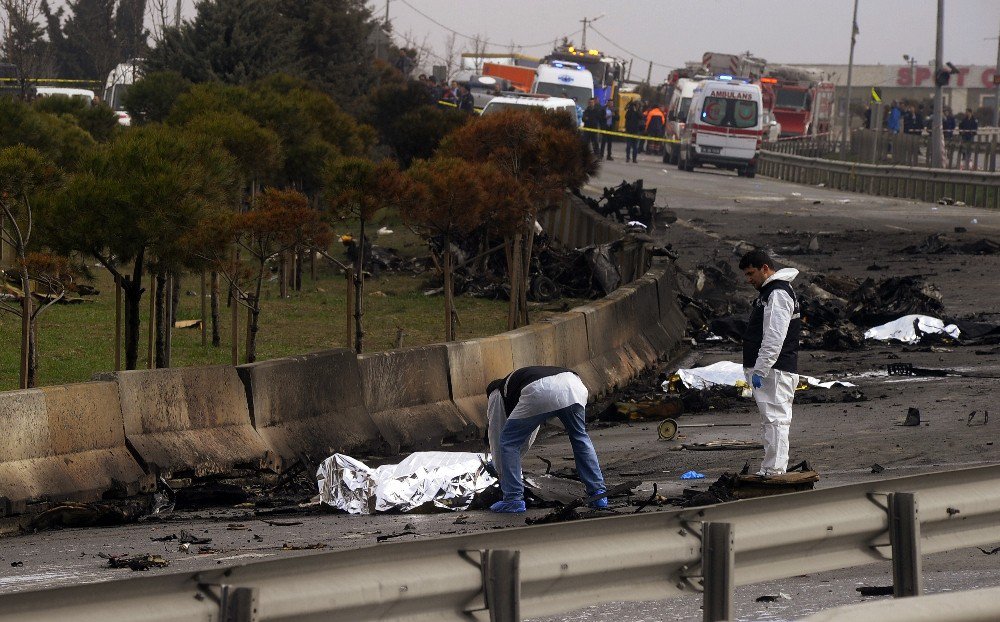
[486,366,607,513]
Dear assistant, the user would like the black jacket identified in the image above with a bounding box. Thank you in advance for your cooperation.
[487,366,576,418]
[742,280,800,374]
[625,106,644,133]
[582,105,604,129]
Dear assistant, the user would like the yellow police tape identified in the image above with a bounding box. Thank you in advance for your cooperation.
[435,99,679,144]
[581,126,679,144]
[1,77,102,85]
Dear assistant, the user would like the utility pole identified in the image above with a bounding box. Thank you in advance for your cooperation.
[930,0,944,168]
[646,60,653,85]
[580,14,603,49]
[841,0,860,157]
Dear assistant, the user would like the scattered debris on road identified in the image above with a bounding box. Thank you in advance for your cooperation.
[101,553,169,571]
[856,585,894,597]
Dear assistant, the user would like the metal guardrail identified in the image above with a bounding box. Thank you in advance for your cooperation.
[768,130,1000,172]
[758,150,1000,209]
[0,465,998,621]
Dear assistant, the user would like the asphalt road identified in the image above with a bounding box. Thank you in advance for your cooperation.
[2,149,999,622]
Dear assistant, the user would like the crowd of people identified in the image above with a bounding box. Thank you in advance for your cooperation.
[582,97,671,162]
[865,101,982,170]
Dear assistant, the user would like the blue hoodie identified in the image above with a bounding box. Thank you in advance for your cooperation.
[887,104,902,133]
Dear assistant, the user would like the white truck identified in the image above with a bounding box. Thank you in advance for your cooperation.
[531,61,594,110]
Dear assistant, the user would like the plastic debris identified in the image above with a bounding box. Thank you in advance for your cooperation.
[668,361,855,392]
[900,407,921,427]
[864,315,960,344]
[316,452,496,515]
[680,470,706,480]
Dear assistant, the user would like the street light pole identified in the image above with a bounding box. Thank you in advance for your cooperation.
[903,54,917,86]
[841,0,860,157]
[930,0,944,169]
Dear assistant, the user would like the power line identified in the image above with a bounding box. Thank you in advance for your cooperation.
[395,0,577,50]
[588,24,674,71]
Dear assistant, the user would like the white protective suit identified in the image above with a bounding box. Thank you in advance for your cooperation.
[744,268,800,476]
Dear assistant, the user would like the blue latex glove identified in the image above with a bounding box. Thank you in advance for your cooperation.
[681,470,706,480]
[588,489,609,509]
[490,499,526,513]
[751,373,764,389]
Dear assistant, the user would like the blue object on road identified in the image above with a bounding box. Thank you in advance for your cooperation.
[490,499,526,513]
[752,373,764,389]
[680,470,706,480]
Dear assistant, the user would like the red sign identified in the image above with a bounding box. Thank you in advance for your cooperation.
[896,66,997,88]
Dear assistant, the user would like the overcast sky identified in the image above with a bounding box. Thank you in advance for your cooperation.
[378,0,1000,82]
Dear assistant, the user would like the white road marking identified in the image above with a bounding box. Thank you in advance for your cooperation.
[885,225,912,232]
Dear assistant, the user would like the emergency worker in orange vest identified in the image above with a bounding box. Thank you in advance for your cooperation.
[644,105,666,156]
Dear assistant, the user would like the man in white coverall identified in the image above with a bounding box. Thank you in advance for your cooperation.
[739,250,800,476]
[486,365,607,513]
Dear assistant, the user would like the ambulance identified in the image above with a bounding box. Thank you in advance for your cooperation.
[677,77,763,178]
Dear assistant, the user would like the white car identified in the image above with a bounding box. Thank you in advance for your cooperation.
[35,87,96,104]
[480,93,579,125]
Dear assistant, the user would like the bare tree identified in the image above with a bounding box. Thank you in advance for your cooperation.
[1,0,54,90]
[398,29,432,77]
[440,31,458,82]
[146,0,181,46]
[468,34,489,73]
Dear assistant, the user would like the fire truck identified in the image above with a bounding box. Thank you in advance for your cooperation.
[763,68,835,138]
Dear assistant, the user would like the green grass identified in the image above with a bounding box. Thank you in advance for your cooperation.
[0,241,582,391]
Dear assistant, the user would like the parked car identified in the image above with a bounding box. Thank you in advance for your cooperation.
[35,87,97,104]
[480,93,579,125]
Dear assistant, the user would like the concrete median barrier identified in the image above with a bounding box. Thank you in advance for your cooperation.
[111,366,277,479]
[446,335,515,431]
[650,258,689,352]
[629,273,676,357]
[238,349,389,465]
[0,382,151,516]
[576,290,647,395]
[359,344,476,451]
[532,312,605,398]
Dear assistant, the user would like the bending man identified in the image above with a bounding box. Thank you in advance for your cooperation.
[486,366,606,513]
[739,250,800,476]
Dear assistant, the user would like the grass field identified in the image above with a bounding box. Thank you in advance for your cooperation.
[0,232,582,391]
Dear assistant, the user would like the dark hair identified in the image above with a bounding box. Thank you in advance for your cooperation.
[739,249,772,270]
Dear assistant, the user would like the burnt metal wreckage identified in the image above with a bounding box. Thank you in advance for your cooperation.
[573,179,663,229]
[678,252,1000,350]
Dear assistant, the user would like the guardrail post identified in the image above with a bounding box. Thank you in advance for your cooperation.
[220,585,258,622]
[702,522,734,622]
[482,549,521,622]
[888,492,922,598]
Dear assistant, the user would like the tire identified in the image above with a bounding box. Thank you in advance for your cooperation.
[530,275,559,302]
[736,167,745,177]
[684,149,696,172]
[745,163,756,179]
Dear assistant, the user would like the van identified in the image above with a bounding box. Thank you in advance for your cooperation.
[532,61,594,111]
[103,60,143,126]
[677,78,763,178]
[663,77,705,164]
[480,93,579,125]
